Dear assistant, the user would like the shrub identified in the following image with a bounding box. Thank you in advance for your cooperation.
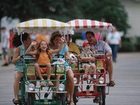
[135,37,140,51]
[119,37,135,52]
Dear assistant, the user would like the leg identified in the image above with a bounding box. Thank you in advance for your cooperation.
[66,69,74,104]
[13,71,23,101]
[8,48,14,64]
[56,75,61,90]
[106,58,115,86]
[83,64,90,78]
[34,63,44,80]
[90,63,96,78]
[46,64,53,86]
[2,48,9,66]
[110,44,116,62]
[90,63,96,73]
[113,45,119,62]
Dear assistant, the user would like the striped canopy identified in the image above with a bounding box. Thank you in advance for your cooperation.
[17,18,71,35]
[67,19,113,32]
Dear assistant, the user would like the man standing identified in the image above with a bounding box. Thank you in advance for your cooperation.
[1,27,9,66]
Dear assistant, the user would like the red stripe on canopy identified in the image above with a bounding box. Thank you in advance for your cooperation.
[83,20,88,28]
[91,20,95,28]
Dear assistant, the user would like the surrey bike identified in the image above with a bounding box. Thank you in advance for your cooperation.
[70,50,109,105]
[16,18,72,105]
[67,19,113,105]
[17,54,67,105]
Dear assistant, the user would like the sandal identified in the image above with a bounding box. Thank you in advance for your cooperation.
[69,101,74,105]
[67,98,74,105]
[12,98,19,104]
[107,81,115,87]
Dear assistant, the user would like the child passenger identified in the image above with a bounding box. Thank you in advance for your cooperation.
[80,42,96,79]
[26,40,63,86]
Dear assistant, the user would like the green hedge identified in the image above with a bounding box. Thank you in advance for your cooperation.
[119,37,134,52]
[135,37,140,51]
[119,37,140,52]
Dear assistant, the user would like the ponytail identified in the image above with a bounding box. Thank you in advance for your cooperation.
[12,33,21,47]
[12,32,30,47]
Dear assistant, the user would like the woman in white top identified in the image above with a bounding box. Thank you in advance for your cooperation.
[107,27,121,62]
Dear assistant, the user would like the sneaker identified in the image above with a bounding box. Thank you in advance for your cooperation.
[12,98,19,104]
[67,100,74,105]
[2,63,9,66]
[107,81,115,87]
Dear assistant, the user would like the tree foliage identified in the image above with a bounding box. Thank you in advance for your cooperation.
[0,0,129,34]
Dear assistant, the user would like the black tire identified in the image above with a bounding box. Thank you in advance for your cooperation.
[60,93,66,105]
[98,86,106,105]
[54,93,67,105]
[19,81,26,105]
[73,86,78,105]
[26,93,35,105]
[18,97,26,105]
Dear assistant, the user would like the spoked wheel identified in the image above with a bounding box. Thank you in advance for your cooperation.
[93,86,106,105]
[73,86,79,105]
[98,86,106,105]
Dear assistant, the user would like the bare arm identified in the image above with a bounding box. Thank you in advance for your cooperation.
[26,48,37,55]
[79,56,95,62]
[106,52,112,57]
[65,51,70,60]
[26,41,37,55]
[12,48,21,64]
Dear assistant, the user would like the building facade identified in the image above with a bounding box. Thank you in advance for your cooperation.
[121,0,140,37]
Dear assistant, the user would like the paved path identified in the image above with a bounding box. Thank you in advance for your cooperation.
[0,53,140,105]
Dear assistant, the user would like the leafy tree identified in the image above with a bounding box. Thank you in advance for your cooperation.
[77,0,130,34]
[0,0,129,34]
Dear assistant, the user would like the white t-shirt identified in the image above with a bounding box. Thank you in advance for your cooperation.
[1,30,9,48]
[91,40,112,54]
[107,31,121,45]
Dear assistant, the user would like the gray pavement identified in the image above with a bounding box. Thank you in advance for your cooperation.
[0,53,140,105]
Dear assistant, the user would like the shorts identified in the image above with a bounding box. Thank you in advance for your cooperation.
[2,47,8,56]
[39,66,48,74]
[8,48,14,57]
